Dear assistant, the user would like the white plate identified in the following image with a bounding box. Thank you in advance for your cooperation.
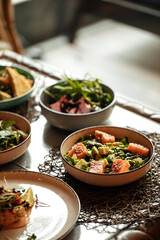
[0,171,80,240]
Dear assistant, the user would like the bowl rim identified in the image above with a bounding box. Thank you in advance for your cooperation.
[60,125,154,177]
[0,65,35,104]
[39,79,116,116]
[0,111,31,154]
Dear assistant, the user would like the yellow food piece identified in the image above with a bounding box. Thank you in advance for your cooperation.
[98,146,109,155]
[0,90,12,100]
[21,187,34,207]
[5,67,33,97]
[0,76,10,85]
[75,159,87,169]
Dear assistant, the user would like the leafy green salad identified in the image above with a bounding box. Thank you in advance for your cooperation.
[0,120,28,151]
[44,76,113,114]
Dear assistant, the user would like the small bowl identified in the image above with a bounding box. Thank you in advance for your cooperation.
[0,65,35,110]
[0,111,31,165]
[39,80,116,131]
[60,126,154,187]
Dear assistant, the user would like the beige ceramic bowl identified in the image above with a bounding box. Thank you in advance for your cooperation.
[60,126,154,187]
[0,111,31,165]
[39,80,116,131]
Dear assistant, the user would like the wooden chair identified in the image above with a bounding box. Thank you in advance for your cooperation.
[0,0,23,54]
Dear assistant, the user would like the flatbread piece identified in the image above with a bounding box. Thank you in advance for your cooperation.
[5,67,33,97]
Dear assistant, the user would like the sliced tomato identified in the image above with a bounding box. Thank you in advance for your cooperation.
[89,160,105,174]
[95,130,115,144]
[111,159,130,173]
[128,143,149,157]
[67,142,87,159]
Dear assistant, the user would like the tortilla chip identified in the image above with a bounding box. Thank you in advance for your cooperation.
[5,67,32,97]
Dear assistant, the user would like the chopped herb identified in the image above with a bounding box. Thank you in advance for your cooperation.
[27,234,37,240]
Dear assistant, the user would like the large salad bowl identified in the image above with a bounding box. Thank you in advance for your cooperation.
[60,126,154,186]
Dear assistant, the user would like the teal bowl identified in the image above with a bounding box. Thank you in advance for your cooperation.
[0,65,35,109]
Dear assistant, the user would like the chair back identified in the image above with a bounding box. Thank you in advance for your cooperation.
[0,0,23,54]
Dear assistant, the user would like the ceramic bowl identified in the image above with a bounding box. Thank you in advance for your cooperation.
[40,81,116,131]
[0,65,35,110]
[39,80,116,131]
[0,111,31,165]
[60,126,154,187]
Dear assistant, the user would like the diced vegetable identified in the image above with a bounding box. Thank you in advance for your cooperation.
[75,159,87,169]
[111,159,130,173]
[131,157,144,164]
[91,146,99,155]
[102,158,108,166]
[98,146,110,155]
[128,143,149,157]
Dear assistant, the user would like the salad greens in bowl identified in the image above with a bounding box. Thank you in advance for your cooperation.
[60,126,154,186]
[39,76,116,130]
[0,111,31,165]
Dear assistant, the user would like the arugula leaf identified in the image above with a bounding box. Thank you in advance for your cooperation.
[45,76,112,110]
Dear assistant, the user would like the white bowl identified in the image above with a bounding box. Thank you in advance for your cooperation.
[0,111,31,165]
[60,126,154,187]
[39,80,116,131]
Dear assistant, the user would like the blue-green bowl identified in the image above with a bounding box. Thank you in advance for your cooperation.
[0,66,35,109]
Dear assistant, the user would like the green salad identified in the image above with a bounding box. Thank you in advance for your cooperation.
[0,120,28,151]
[44,76,113,114]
